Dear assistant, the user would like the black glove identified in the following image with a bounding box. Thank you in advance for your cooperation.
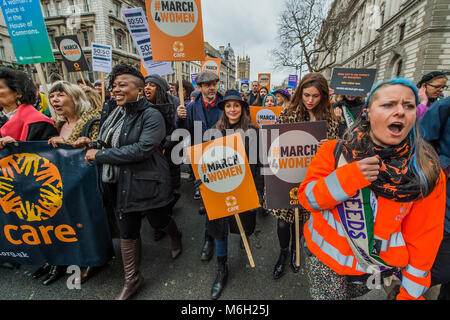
[193,179,203,188]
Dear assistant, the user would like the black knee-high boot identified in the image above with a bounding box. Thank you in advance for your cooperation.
[211,256,228,300]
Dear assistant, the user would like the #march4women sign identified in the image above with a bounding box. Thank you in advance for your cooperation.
[264,121,327,209]
[187,133,260,221]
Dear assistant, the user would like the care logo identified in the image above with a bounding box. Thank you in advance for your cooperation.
[225,196,237,207]
[0,153,63,222]
[198,146,245,193]
[152,0,199,37]
[173,40,184,53]
[289,187,299,205]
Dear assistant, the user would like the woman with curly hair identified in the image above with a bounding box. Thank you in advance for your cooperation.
[84,63,182,300]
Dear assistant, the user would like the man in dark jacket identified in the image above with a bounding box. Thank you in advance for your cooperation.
[176,71,223,262]
[247,81,259,106]
[420,97,450,300]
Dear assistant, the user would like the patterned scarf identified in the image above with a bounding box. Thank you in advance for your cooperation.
[341,129,421,202]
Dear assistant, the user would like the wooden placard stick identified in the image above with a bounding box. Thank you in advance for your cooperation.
[294,207,301,267]
[176,61,184,107]
[234,213,255,268]
[101,72,105,102]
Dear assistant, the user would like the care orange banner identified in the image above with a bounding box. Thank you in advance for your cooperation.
[145,0,205,61]
[258,73,271,90]
[187,133,260,221]
[249,106,284,129]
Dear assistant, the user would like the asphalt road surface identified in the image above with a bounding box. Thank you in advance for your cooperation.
[0,171,386,301]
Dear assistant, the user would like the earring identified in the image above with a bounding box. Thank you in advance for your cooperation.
[361,108,368,121]
[16,97,22,106]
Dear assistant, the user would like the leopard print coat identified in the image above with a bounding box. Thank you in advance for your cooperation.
[55,107,101,144]
[267,107,339,224]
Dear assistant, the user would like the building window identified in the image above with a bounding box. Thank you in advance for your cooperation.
[82,31,89,47]
[116,34,123,49]
[113,2,121,17]
[56,1,62,15]
[69,0,76,13]
[396,59,403,77]
[49,34,56,49]
[372,49,376,61]
[84,0,91,12]
[0,40,5,60]
[42,2,51,17]
[399,23,406,41]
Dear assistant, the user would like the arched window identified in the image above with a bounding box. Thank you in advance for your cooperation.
[395,59,403,77]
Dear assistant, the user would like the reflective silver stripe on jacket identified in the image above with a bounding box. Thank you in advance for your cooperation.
[401,275,428,298]
[376,233,406,252]
[305,181,322,211]
[405,265,429,278]
[307,216,354,268]
[324,171,349,203]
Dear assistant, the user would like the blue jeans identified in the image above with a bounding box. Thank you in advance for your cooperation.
[215,221,229,257]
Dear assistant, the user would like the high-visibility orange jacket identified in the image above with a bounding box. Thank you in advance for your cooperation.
[298,140,446,300]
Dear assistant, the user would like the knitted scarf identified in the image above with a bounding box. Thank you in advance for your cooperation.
[341,129,422,202]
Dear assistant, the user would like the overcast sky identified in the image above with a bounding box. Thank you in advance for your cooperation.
[201,0,296,88]
[201,0,334,88]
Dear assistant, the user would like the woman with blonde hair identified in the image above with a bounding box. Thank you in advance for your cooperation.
[30,81,104,285]
[298,78,445,300]
[82,85,103,111]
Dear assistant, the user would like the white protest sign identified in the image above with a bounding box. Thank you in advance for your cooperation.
[91,43,112,73]
[122,7,173,76]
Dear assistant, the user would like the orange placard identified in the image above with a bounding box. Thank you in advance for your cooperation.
[201,57,221,77]
[140,60,148,77]
[145,0,205,61]
[250,106,284,129]
[258,73,271,90]
[187,133,260,221]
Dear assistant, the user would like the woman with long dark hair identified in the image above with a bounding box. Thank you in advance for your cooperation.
[269,73,339,280]
[206,89,263,300]
[298,78,445,300]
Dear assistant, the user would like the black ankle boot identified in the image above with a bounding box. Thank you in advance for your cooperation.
[200,238,215,261]
[31,263,51,279]
[42,265,66,285]
[273,248,289,279]
[290,249,300,273]
[211,256,228,300]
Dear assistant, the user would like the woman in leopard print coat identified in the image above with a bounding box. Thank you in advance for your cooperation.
[269,73,339,280]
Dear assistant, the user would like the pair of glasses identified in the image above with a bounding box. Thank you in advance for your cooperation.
[426,83,448,90]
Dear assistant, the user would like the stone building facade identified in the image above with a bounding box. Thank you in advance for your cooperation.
[313,0,450,93]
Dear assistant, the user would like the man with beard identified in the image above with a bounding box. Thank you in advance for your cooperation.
[176,71,223,262]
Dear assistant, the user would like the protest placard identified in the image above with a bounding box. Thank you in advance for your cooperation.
[55,35,90,73]
[288,75,298,88]
[264,121,327,210]
[145,0,205,61]
[249,106,284,129]
[1,0,54,65]
[188,133,260,267]
[122,7,173,76]
[330,68,377,97]
[92,43,112,73]
[258,73,271,90]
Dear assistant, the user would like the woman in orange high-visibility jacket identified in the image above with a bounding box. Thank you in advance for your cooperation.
[298,78,446,300]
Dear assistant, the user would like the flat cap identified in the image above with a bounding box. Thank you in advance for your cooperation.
[195,71,219,85]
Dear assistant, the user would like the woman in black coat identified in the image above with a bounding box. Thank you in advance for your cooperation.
[85,64,182,300]
[204,90,263,300]
[332,95,365,138]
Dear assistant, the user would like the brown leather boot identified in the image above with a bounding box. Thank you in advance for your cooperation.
[162,218,183,259]
[115,238,144,300]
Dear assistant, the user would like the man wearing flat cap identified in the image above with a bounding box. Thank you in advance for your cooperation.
[176,71,223,262]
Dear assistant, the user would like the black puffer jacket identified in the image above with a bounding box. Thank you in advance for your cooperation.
[95,98,173,214]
